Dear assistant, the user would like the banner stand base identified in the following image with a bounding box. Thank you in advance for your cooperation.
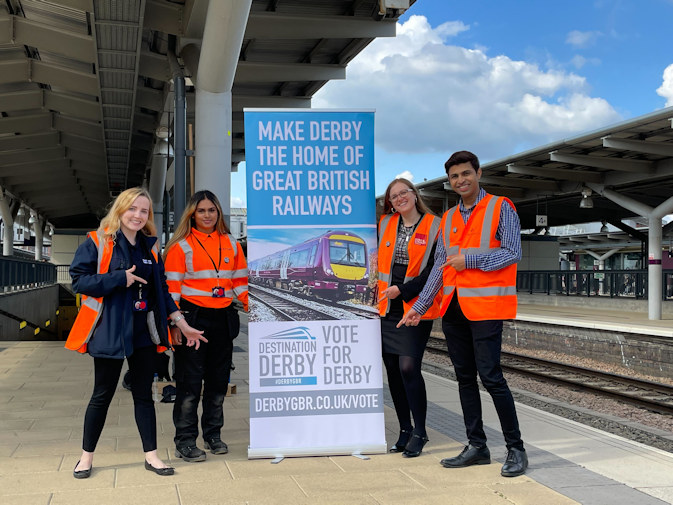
[248,443,387,460]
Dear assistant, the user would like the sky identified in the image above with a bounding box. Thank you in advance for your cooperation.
[230,0,673,207]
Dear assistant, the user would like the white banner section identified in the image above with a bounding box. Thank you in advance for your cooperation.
[248,319,385,458]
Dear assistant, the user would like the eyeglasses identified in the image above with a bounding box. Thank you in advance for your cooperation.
[390,188,414,202]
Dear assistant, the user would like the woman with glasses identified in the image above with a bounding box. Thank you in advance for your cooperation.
[377,178,442,457]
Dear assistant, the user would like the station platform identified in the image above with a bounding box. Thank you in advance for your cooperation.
[1,318,673,505]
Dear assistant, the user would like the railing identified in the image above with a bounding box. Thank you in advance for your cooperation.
[56,265,72,284]
[0,257,57,292]
[517,269,673,300]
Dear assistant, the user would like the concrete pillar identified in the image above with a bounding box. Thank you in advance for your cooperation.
[0,188,13,256]
[148,139,171,245]
[195,89,232,224]
[33,215,43,261]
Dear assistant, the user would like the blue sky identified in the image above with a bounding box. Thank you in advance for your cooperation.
[231,0,673,207]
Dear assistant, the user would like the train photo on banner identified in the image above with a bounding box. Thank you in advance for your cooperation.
[249,229,369,299]
[248,228,378,322]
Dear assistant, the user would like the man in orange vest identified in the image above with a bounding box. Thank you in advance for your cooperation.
[399,150,527,477]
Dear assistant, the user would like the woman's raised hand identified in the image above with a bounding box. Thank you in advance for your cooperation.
[125,264,148,287]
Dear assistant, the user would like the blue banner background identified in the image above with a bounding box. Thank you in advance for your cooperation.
[244,109,375,227]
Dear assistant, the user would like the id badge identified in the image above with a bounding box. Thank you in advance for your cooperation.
[133,300,148,311]
[212,287,225,298]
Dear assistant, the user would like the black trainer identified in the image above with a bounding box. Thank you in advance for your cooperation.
[204,438,229,455]
[175,445,207,462]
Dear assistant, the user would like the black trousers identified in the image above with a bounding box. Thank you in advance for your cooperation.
[173,302,234,447]
[82,345,157,452]
[441,296,523,450]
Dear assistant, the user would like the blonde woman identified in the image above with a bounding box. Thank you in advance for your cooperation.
[66,187,203,478]
[164,190,248,462]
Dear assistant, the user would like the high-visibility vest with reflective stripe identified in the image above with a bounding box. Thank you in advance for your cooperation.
[164,231,248,310]
[65,231,161,353]
[440,194,518,321]
[378,213,442,319]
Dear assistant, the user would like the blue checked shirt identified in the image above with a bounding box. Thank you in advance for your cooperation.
[412,188,521,315]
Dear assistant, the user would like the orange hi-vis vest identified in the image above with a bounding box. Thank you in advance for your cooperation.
[378,213,442,319]
[65,230,162,354]
[439,193,517,321]
[164,230,249,310]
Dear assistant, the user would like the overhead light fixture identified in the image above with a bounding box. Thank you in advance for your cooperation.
[600,220,609,233]
[28,214,36,224]
[579,187,594,209]
[16,207,25,217]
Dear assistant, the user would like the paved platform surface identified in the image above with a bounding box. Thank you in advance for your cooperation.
[1,321,672,505]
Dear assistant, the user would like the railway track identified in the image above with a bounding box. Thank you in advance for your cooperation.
[249,287,337,321]
[426,336,673,416]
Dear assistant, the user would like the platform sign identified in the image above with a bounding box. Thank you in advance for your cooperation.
[244,109,384,459]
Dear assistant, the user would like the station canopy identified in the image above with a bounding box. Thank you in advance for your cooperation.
[0,0,411,228]
[413,107,673,233]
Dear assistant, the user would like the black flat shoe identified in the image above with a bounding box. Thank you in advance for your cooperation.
[389,429,412,453]
[145,460,175,476]
[402,434,429,458]
[73,460,92,479]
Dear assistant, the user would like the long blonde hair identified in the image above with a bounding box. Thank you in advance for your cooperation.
[163,190,230,259]
[98,187,156,241]
[382,178,434,216]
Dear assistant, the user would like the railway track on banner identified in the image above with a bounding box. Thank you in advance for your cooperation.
[426,337,673,415]
[249,287,339,321]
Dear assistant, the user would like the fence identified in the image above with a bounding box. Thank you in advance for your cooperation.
[0,257,56,292]
[516,269,673,300]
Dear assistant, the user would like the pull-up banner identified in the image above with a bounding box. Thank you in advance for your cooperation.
[244,109,384,459]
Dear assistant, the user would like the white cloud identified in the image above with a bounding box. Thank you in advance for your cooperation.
[566,30,602,48]
[231,196,244,208]
[313,16,621,162]
[656,64,673,106]
[395,170,414,181]
[570,55,601,69]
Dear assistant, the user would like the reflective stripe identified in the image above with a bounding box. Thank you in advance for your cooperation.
[459,286,517,297]
[82,296,102,311]
[184,269,220,280]
[378,214,392,248]
[233,285,248,296]
[379,271,392,283]
[171,292,181,301]
[421,216,440,266]
[181,285,234,299]
[461,247,497,255]
[446,246,459,255]
[165,271,183,281]
[226,234,238,258]
[443,285,455,295]
[480,196,499,248]
[443,207,458,251]
[178,239,194,273]
[232,268,248,278]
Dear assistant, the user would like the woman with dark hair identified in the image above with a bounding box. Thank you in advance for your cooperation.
[164,190,248,462]
[378,178,442,457]
[66,187,204,478]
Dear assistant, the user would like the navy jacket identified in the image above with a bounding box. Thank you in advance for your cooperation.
[70,231,178,359]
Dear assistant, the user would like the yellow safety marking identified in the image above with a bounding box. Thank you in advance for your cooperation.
[45,320,50,327]
[34,328,40,335]
[19,321,27,330]
[56,309,60,315]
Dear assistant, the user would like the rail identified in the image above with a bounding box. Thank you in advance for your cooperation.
[0,257,56,292]
[517,269,673,300]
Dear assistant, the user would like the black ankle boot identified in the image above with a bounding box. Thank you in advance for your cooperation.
[402,431,429,458]
[389,429,412,453]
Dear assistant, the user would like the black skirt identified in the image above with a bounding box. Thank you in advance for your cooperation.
[381,263,433,359]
